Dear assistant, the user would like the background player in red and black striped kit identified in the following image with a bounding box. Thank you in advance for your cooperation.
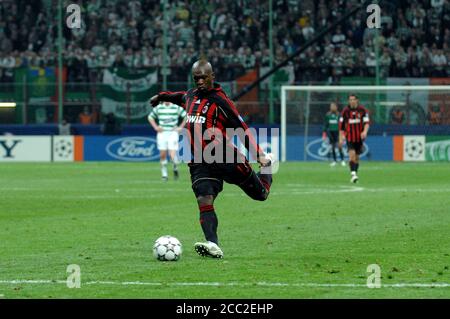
[339,94,370,183]
[150,60,274,258]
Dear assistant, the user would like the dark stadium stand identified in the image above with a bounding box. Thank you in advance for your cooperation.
[0,0,448,83]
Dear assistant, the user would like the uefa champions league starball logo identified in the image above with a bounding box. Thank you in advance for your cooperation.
[54,139,73,159]
[405,139,424,159]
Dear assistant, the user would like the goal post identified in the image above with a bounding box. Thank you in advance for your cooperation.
[280,85,450,162]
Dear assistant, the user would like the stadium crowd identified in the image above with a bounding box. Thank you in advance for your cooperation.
[0,0,449,84]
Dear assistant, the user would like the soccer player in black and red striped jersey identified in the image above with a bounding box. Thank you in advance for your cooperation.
[150,60,274,258]
[339,94,370,183]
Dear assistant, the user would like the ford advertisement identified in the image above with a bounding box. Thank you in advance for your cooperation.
[84,136,160,161]
[286,136,393,161]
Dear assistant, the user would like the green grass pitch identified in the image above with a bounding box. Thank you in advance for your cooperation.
[1,161,449,298]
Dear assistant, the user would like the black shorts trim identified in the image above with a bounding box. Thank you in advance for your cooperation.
[346,141,364,155]
[191,177,222,186]
[188,162,252,198]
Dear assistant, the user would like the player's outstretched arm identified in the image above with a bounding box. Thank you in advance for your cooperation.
[150,91,187,107]
[217,95,266,162]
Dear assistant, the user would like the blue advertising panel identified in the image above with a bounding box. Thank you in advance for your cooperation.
[82,134,392,162]
[82,130,281,163]
[83,136,160,161]
[286,135,393,161]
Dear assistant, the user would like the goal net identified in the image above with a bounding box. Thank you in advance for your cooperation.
[280,85,450,162]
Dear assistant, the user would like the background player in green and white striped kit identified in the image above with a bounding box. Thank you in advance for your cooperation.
[322,102,345,167]
[148,101,187,181]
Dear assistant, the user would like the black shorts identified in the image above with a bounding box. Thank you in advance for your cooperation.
[188,162,253,198]
[346,141,364,155]
[327,131,339,144]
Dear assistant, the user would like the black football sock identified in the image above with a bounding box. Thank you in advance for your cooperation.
[349,161,356,173]
[199,205,218,245]
[355,162,359,173]
[332,147,337,161]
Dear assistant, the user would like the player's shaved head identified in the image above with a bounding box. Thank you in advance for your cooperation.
[192,60,214,75]
[192,60,215,91]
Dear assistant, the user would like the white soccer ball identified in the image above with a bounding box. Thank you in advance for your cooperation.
[153,235,182,261]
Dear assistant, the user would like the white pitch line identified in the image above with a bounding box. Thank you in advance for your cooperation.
[0,280,66,284]
[284,186,450,194]
[0,280,449,288]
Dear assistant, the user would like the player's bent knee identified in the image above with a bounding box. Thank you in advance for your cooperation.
[197,195,214,205]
